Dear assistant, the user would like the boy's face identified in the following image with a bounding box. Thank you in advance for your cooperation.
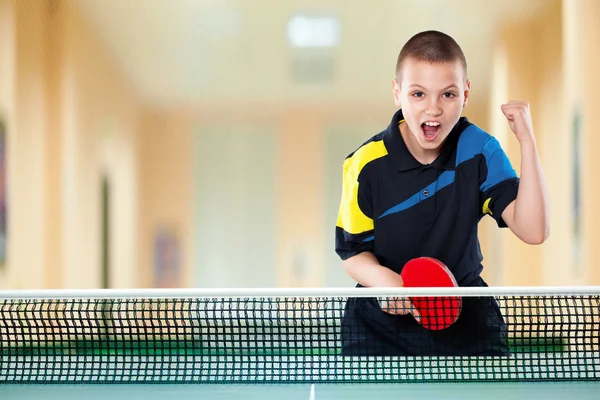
[392,58,470,152]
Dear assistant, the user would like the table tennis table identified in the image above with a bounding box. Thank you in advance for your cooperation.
[2,352,599,400]
[2,381,599,400]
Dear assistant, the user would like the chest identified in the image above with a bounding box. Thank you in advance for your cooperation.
[371,163,480,227]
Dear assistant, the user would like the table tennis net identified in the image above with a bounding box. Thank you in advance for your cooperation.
[1,289,599,383]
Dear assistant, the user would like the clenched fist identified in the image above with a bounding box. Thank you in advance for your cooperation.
[501,101,535,144]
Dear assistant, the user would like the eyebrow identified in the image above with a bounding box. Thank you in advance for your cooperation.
[409,84,459,91]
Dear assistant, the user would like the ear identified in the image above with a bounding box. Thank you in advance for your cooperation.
[463,79,471,108]
[392,79,402,108]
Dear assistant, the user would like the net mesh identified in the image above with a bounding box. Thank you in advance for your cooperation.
[1,290,599,383]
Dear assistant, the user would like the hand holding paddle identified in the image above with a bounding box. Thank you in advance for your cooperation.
[379,257,462,330]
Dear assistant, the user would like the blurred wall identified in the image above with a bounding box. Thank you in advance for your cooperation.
[0,0,141,289]
[0,0,599,290]
[138,110,194,288]
[0,0,17,288]
[580,0,600,285]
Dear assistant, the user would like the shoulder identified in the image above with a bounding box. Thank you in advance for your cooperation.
[455,120,504,166]
[342,131,389,179]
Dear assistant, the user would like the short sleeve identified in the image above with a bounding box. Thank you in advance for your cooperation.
[479,137,519,228]
[335,164,375,260]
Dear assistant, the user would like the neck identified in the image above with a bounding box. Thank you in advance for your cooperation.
[398,122,442,165]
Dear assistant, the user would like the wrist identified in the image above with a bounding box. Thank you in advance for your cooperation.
[518,136,537,150]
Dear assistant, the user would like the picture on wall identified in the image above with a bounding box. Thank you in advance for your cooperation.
[153,226,180,288]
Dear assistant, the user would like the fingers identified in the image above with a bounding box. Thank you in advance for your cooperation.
[378,297,396,314]
[501,100,529,108]
[411,303,422,322]
[379,297,418,317]
[379,298,399,314]
[501,101,530,116]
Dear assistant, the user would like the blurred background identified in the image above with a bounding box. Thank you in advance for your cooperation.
[0,0,597,290]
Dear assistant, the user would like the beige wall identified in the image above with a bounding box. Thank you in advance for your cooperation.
[580,0,600,285]
[45,0,66,289]
[138,110,194,288]
[276,111,325,287]
[535,1,572,286]
[0,0,599,290]
[0,0,16,288]
[11,0,50,289]
[0,0,144,289]
[65,0,142,289]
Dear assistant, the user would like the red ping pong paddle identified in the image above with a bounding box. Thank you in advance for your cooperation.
[400,257,462,330]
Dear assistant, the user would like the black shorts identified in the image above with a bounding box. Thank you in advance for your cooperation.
[340,277,509,356]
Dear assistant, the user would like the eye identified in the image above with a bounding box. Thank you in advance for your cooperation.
[443,92,456,99]
[412,91,424,98]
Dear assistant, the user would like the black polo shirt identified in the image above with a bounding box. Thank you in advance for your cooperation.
[335,109,519,285]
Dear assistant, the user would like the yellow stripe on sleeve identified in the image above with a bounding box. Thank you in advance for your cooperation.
[482,197,492,215]
[336,140,388,235]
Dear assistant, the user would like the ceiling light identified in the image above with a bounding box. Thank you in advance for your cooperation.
[287,15,340,48]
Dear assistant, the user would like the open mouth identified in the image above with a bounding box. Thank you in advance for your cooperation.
[421,122,441,142]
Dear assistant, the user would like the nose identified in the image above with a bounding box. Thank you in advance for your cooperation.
[425,99,442,117]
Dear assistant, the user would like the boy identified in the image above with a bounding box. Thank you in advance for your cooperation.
[335,30,549,356]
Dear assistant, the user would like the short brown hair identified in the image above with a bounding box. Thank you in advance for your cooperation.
[396,30,467,79]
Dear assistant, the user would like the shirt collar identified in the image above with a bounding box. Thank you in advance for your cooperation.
[383,108,469,172]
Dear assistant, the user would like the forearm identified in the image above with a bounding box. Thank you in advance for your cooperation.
[343,252,404,287]
[512,139,550,244]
